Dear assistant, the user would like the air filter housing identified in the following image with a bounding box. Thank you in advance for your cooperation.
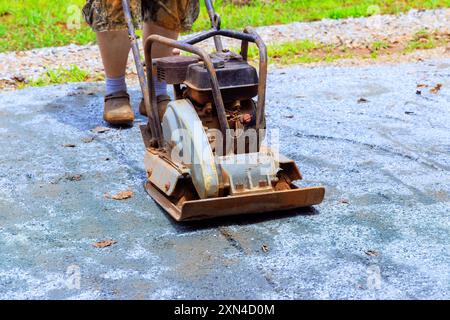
[156,56,199,84]
[185,56,259,104]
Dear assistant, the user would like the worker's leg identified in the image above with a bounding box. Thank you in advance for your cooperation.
[144,22,179,97]
[96,30,134,125]
[143,23,179,60]
[82,0,139,126]
[139,22,179,117]
[96,30,130,93]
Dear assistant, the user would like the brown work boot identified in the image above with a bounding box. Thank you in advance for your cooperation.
[139,95,171,120]
[103,91,134,126]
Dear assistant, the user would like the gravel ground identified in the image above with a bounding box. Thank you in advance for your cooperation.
[0,59,448,299]
[0,9,449,88]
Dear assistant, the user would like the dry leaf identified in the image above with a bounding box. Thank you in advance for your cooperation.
[12,75,26,83]
[430,83,442,94]
[111,190,134,200]
[93,240,117,248]
[365,250,379,257]
[66,174,82,181]
[416,84,428,88]
[262,244,269,253]
[357,98,369,103]
[63,144,76,148]
[340,198,350,204]
[91,126,110,134]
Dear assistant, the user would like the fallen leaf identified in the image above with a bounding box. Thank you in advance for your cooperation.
[357,98,369,103]
[51,173,82,184]
[63,144,76,148]
[430,83,442,94]
[284,115,294,119]
[66,174,82,182]
[111,190,134,200]
[262,244,269,253]
[416,84,428,88]
[81,137,95,143]
[340,198,350,204]
[365,250,379,257]
[67,91,81,97]
[415,90,422,95]
[12,75,26,83]
[405,111,415,115]
[93,240,117,248]
[91,126,110,134]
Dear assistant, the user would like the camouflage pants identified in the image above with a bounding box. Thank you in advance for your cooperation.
[83,0,200,32]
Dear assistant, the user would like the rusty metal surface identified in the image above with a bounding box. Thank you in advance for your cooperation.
[144,151,187,197]
[243,27,268,131]
[204,0,223,52]
[145,181,325,222]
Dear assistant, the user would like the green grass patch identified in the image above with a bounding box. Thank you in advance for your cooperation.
[405,29,437,51]
[1,0,450,52]
[21,65,99,88]
[371,40,390,51]
[245,39,345,64]
[369,40,391,58]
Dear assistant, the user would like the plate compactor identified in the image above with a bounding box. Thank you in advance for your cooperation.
[122,0,325,221]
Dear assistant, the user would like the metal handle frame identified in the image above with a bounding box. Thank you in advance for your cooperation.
[122,0,268,148]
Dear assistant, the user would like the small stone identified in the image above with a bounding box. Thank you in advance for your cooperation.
[81,137,95,143]
[365,250,379,257]
[91,126,110,134]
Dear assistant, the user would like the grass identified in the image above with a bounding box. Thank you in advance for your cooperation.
[17,65,102,89]
[405,29,438,51]
[243,29,449,65]
[369,40,391,58]
[0,0,449,52]
[246,39,343,64]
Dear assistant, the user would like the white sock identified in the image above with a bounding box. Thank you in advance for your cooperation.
[105,75,127,95]
[154,76,168,97]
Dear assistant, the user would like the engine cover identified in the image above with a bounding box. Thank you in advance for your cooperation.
[185,54,259,104]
